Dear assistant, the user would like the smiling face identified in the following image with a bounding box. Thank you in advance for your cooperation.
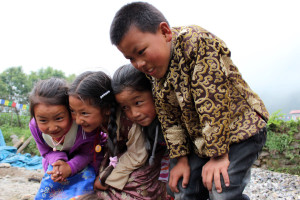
[117,23,173,79]
[34,103,71,140]
[115,88,156,127]
[69,96,105,133]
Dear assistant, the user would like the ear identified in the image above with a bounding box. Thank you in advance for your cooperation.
[159,22,172,42]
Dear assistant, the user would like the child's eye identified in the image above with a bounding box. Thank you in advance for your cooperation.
[38,119,47,123]
[82,112,89,116]
[138,48,145,55]
[121,106,128,111]
[56,117,64,121]
[136,101,142,106]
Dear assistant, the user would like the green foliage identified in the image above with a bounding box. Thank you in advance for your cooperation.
[0,123,40,156]
[265,110,300,175]
[0,112,30,127]
[0,66,76,107]
[0,66,30,104]
[265,131,293,153]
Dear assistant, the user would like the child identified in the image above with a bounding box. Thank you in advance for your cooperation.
[29,78,106,199]
[112,64,170,184]
[110,2,269,200]
[68,71,168,200]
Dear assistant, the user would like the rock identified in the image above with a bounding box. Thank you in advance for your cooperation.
[259,151,270,157]
[0,163,11,168]
[253,160,261,166]
[21,194,34,200]
[10,134,19,144]
[28,174,43,183]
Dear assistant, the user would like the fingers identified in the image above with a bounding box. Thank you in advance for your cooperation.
[168,174,179,193]
[221,168,230,187]
[182,168,190,189]
[52,160,64,166]
[213,170,222,193]
[202,167,214,191]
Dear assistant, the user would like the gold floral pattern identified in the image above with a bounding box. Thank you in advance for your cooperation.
[152,25,269,158]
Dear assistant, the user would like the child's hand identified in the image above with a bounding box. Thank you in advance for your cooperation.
[52,160,72,180]
[47,164,63,182]
[94,175,109,190]
[169,156,190,193]
[202,153,230,193]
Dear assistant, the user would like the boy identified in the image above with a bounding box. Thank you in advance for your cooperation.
[110,2,269,200]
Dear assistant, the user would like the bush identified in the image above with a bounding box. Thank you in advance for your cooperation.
[264,110,300,175]
[0,113,40,156]
[0,112,30,127]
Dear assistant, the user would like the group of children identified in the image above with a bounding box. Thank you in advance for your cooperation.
[29,2,269,200]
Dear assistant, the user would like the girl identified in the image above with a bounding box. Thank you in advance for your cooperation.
[112,64,170,184]
[69,70,168,200]
[29,78,106,200]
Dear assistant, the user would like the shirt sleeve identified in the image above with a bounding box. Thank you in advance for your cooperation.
[66,141,94,176]
[105,123,148,190]
[67,129,107,176]
[191,37,231,157]
[29,118,68,171]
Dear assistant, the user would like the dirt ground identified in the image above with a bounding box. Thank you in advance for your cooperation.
[0,165,44,200]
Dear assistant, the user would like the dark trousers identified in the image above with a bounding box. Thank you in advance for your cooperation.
[168,127,267,200]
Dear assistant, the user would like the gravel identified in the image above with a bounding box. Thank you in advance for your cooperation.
[244,168,300,200]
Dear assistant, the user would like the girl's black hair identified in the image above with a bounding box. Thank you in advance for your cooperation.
[29,78,69,119]
[68,71,118,183]
[112,64,152,94]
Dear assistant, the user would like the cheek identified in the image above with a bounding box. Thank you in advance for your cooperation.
[36,123,47,133]
[124,111,134,121]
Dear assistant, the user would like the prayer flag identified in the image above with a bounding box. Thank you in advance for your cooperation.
[12,102,16,108]
[4,100,9,106]
[0,99,4,104]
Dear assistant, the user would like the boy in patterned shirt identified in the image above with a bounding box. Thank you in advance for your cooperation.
[110,2,269,200]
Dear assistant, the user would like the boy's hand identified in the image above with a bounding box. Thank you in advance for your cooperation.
[202,153,230,193]
[94,176,109,190]
[169,156,190,193]
[52,160,72,180]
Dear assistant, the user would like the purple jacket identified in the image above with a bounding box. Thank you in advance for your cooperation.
[29,118,106,176]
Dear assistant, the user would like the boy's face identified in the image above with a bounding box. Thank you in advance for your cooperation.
[117,23,173,79]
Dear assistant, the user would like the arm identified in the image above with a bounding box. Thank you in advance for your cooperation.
[105,123,148,190]
[192,35,232,192]
[66,129,107,176]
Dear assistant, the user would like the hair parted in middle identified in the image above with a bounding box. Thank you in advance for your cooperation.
[110,1,169,45]
[112,63,152,95]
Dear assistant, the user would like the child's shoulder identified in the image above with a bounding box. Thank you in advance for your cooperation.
[171,25,219,42]
[119,111,133,137]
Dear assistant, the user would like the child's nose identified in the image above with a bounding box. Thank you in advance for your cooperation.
[131,108,141,118]
[75,117,82,125]
[135,60,146,70]
[48,123,57,131]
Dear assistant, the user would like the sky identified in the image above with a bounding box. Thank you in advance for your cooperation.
[0,0,300,114]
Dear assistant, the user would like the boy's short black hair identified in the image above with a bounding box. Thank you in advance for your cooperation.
[110,1,169,45]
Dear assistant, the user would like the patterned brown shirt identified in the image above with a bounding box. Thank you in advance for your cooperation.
[151,25,269,158]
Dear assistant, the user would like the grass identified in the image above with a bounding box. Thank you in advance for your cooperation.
[0,113,40,156]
